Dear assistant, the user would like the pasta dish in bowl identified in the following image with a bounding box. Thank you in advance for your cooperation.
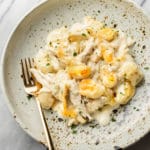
[25,17,143,126]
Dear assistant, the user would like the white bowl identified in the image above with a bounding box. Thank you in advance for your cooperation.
[1,0,150,149]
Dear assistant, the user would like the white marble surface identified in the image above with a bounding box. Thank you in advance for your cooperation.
[0,0,149,150]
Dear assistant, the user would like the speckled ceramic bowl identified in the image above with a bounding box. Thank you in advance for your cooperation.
[1,0,150,149]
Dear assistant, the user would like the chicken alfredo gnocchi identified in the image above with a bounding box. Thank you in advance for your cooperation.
[26,17,143,126]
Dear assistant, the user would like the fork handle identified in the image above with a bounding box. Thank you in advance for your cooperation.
[37,100,55,150]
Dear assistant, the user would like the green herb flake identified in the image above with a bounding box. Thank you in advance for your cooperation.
[111,117,116,122]
[71,125,77,134]
[136,109,140,111]
[71,124,77,130]
[72,130,77,134]
[79,111,82,115]
[124,73,127,78]
[120,92,125,95]
[82,33,87,37]
[144,67,149,70]
[89,124,98,128]
[27,95,32,100]
[46,63,50,66]
[97,10,101,13]
[49,41,52,46]
[73,52,77,57]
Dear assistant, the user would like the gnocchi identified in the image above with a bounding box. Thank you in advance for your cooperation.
[119,61,143,86]
[97,27,117,42]
[101,70,117,88]
[79,79,105,99]
[37,92,55,109]
[34,50,60,73]
[67,64,91,79]
[115,82,135,104]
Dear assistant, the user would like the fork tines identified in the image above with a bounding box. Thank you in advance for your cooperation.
[21,58,35,87]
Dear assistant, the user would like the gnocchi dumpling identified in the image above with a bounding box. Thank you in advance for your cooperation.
[98,27,117,42]
[115,82,135,104]
[34,50,60,73]
[101,70,117,88]
[79,79,105,99]
[119,61,143,86]
[67,64,91,79]
[37,92,55,109]
[101,46,115,63]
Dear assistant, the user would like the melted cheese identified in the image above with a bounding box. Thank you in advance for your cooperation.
[62,85,77,118]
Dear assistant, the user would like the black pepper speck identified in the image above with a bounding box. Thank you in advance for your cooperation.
[58,118,63,122]
[95,139,99,145]
[113,24,117,28]
[114,146,123,150]
[142,45,146,49]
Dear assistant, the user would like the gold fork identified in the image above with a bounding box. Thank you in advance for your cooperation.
[21,58,55,150]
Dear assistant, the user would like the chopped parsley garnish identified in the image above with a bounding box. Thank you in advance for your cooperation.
[97,10,101,13]
[82,33,87,37]
[89,124,98,128]
[111,117,116,122]
[72,130,77,134]
[79,111,82,115]
[144,67,149,70]
[46,63,50,66]
[114,146,122,150]
[71,124,77,130]
[27,94,32,100]
[73,52,77,56]
[120,92,125,95]
[133,107,140,111]
[49,41,52,46]
[71,125,77,134]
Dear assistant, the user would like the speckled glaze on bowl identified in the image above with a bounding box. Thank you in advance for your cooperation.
[1,0,150,149]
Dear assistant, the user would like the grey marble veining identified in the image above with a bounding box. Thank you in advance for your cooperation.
[0,0,149,150]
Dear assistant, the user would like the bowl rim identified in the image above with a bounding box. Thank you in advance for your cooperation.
[0,0,150,148]
[0,0,48,145]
